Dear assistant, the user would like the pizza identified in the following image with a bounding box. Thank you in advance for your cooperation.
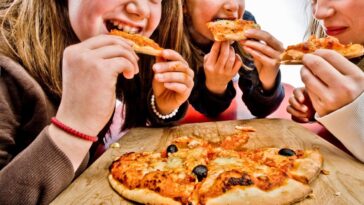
[280,35,364,64]
[207,19,261,41]
[108,127,323,205]
[110,29,163,56]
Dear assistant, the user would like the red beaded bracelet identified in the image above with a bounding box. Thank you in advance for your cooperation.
[50,117,98,142]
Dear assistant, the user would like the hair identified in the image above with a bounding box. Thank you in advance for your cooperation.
[0,0,79,103]
[304,0,326,39]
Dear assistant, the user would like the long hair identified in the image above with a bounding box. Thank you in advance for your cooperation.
[0,0,78,103]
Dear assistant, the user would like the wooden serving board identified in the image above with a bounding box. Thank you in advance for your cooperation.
[51,119,364,205]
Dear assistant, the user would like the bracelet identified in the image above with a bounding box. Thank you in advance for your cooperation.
[51,117,98,142]
[151,94,179,120]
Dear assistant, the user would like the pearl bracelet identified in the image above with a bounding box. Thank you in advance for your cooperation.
[151,94,179,120]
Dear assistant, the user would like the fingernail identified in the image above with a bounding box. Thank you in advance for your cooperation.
[155,74,163,80]
[153,64,160,72]
[302,106,308,112]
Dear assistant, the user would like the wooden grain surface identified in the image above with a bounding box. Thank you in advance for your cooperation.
[51,119,364,205]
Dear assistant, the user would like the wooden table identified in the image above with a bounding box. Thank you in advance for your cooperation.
[51,119,364,205]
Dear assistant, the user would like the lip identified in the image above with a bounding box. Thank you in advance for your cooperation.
[325,26,348,36]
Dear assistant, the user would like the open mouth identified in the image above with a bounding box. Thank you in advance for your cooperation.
[106,20,142,34]
[212,17,237,22]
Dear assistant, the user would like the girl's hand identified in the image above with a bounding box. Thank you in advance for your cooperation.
[287,87,316,123]
[204,41,242,94]
[301,49,364,117]
[241,29,284,92]
[57,35,139,136]
[152,50,194,115]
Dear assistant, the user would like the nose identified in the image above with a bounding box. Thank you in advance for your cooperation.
[312,0,335,20]
[223,0,240,13]
[126,0,150,19]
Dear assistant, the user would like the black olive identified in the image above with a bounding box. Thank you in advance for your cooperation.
[278,148,296,157]
[166,144,178,154]
[192,165,208,182]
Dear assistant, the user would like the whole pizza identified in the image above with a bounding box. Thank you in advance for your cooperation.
[108,127,323,205]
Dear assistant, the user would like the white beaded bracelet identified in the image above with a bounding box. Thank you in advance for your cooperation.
[151,94,179,120]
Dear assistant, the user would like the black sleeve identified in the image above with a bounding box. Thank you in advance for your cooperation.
[243,10,257,22]
[188,69,236,117]
[238,61,285,118]
[146,90,188,126]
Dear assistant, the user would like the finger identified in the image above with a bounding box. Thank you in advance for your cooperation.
[314,49,363,76]
[288,95,308,113]
[104,57,138,79]
[153,61,194,78]
[244,29,284,52]
[163,82,190,94]
[302,53,344,86]
[224,47,236,72]
[160,49,188,65]
[305,88,325,116]
[208,41,222,64]
[300,66,329,98]
[82,35,133,50]
[292,87,306,103]
[216,41,231,68]
[244,46,278,68]
[155,72,194,88]
[286,105,310,122]
[91,45,139,69]
[243,40,281,59]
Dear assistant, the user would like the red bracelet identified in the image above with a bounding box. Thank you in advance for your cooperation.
[51,117,98,142]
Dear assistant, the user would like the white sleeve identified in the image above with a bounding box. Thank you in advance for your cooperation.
[316,93,364,162]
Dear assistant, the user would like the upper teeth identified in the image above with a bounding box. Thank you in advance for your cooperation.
[112,20,139,34]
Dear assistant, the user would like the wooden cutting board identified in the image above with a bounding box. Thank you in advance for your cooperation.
[51,119,364,205]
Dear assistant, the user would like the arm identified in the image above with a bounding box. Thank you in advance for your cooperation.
[188,69,236,117]
[239,66,285,117]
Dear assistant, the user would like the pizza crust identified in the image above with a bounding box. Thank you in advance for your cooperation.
[108,174,182,205]
[205,179,312,205]
[291,150,323,184]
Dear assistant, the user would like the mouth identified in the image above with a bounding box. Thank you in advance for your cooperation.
[325,26,348,36]
[106,20,142,34]
[212,17,238,22]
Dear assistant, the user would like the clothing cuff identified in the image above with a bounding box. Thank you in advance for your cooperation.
[203,81,236,104]
[316,93,364,162]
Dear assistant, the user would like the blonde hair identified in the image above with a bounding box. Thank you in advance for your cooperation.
[304,0,326,39]
[0,0,78,101]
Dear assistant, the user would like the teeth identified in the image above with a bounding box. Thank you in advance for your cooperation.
[110,20,139,34]
[124,25,131,33]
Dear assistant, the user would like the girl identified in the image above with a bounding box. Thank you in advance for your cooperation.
[180,0,285,117]
[0,0,193,204]
[287,0,364,162]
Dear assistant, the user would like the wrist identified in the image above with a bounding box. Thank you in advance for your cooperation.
[151,94,179,120]
[205,81,228,95]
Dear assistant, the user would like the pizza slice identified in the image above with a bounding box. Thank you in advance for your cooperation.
[110,29,163,56]
[207,19,261,41]
[280,35,364,64]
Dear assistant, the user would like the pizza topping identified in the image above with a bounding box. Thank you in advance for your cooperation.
[166,144,178,155]
[278,148,296,157]
[192,165,208,182]
[226,173,253,187]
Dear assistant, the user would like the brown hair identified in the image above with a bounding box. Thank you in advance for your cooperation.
[0,0,78,102]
